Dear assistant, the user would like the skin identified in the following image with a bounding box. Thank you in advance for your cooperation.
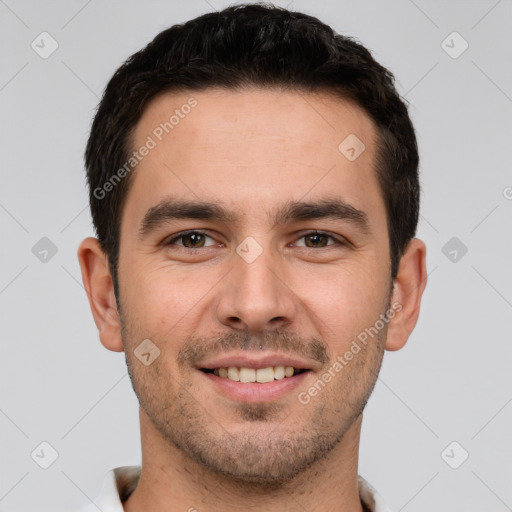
[78,87,427,512]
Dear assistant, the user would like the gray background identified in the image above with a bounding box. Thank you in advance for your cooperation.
[1,0,511,510]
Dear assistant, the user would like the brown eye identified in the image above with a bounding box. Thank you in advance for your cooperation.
[181,233,206,248]
[295,231,340,248]
[167,231,216,249]
[304,233,331,248]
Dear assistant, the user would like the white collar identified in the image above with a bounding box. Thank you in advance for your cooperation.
[77,466,394,512]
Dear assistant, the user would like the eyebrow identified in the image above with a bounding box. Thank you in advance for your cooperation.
[138,196,370,239]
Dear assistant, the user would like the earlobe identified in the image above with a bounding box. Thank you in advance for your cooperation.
[385,238,427,351]
[77,237,124,352]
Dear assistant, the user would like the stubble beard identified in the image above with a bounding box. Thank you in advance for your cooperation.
[120,310,387,489]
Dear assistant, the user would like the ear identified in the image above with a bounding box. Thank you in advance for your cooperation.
[77,237,124,352]
[385,238,427,351]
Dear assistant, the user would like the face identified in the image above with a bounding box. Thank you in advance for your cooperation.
[117,87,393,485]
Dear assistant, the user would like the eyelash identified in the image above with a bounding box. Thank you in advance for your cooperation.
[165,230,346,250]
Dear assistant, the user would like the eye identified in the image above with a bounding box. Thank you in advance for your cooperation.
[294,231,341,248]
[164,230,346,251]
[166,230,217,249]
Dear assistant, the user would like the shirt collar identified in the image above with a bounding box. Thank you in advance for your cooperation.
[77,466,394,512]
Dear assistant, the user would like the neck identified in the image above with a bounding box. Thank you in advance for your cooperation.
[124,410,365,512]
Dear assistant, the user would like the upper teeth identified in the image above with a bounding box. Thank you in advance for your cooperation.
[213,366,298,383]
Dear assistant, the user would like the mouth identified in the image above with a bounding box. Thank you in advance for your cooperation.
[196,353,317,403]
[200,366,309,382]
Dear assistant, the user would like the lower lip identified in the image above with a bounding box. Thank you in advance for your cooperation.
[200,370,312,403]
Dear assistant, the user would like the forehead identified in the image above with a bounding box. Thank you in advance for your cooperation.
[124,87,384,230]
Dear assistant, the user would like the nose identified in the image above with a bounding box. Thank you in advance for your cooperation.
[215,244,296,333]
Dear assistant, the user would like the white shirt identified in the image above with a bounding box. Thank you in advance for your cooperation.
[77,466,394,512]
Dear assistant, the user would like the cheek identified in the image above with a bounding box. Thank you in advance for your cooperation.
[299,263,389,353]
[125,261,215,333]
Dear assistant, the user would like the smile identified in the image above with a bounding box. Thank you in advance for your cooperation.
[201,366,308,383]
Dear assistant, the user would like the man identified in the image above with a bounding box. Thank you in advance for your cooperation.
[77,3,427,511]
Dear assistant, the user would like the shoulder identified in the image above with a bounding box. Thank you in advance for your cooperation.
[358,475,395,512]
[74,466,141,512]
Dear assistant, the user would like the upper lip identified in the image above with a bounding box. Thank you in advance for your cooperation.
[196,351,320,371]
